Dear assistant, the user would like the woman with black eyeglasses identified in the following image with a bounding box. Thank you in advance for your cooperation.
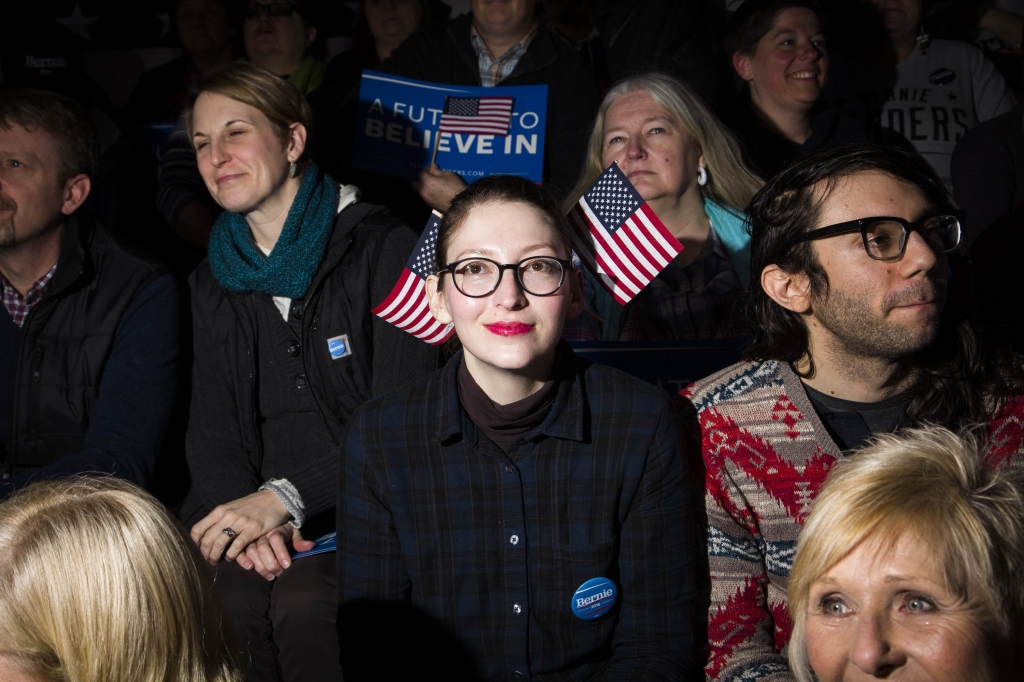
[334,175,702,679]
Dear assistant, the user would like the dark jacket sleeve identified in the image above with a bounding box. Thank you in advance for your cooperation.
[369,223,441,397]
[336,401,411,604]
[607,394,699,680]
[3,275,180,496]
[183,268,264,515]
[539,48,601,200]
[378,19,460,83]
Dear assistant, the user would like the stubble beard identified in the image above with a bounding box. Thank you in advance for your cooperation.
[0,197,15,249]
[811,277,946,362]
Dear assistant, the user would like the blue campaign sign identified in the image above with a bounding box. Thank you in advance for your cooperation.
[352,70,548,183]
[569,339,750,395]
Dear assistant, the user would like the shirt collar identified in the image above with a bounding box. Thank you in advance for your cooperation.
[0,261,58,303]
[436,341,586,444]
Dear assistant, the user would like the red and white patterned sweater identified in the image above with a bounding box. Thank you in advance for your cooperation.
[681,360,1024,681]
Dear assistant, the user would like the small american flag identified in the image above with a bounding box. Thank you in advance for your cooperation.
[371,211,455,345]
[438,95,515,136]
[568,162,683,305]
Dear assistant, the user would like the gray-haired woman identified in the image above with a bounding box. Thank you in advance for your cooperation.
[563,72,763,342]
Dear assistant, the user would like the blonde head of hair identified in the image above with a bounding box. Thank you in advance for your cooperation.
[184,61,314,172]
[0,477,242,682]
[564,72,763,214]
[787,426,1024,682]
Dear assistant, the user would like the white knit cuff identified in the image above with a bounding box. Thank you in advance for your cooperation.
[260,478,306,528]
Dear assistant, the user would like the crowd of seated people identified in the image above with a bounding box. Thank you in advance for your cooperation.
[2,0,1024,680]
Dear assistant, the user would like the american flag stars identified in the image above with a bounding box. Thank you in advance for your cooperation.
[568,162,683,306]
[372,211,455,345]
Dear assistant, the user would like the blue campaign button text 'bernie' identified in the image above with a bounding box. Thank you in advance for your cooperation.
[571,577,617,620]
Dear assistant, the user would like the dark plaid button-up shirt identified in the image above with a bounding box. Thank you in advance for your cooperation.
[1,263,57,328]
[337,346,699,681]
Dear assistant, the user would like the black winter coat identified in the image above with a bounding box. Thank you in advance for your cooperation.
[180,203,439,527]
[1,216,171,477]
[380,12,602,200]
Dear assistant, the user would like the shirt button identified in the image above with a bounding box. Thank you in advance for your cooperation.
[510,534,519,545]
[513,672,523,681]
[504,465,514,473]
[286,341,300,357]
[512,603,522,614]
[294,373,308,390]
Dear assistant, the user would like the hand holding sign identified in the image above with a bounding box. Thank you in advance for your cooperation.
[412,164,467,213]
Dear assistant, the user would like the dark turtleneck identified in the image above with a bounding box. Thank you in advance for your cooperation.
[457,356,561,453]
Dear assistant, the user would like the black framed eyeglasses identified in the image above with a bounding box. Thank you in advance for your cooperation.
[246,2,299,19]
[439,256,571,298]
[796,214,962,261]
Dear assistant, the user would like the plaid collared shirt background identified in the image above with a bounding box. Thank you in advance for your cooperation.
[337,347,700,679]
[564,225,747,341]
[470,25,537,87]
[1,263,57,328]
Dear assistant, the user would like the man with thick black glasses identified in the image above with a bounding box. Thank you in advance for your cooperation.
[679,145,1024,681]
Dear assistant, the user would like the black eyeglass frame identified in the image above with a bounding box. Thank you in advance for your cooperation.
[438,256,572,298]
[245,2,300,19]
[795,213,962,261]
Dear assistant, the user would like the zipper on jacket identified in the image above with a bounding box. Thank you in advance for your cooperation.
[5,298,48,477]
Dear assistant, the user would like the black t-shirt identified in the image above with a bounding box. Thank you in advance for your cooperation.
[802,383,912,452]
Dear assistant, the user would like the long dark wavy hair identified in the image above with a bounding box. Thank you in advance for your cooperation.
[744,144,1024,429]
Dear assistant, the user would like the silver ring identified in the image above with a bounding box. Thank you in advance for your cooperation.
[221,527,238,540]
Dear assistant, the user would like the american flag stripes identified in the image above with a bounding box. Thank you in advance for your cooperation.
[371,211,455,345]
[437,96,515,136]
[567,162,683,305]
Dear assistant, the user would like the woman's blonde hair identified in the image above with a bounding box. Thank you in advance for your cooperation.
[565,72,763,214]
[787,427,1024,682]
[0,478,242,682]
[184,61,314,171]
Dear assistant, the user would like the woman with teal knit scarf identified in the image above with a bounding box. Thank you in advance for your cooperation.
[563,73,765,341]
[179,62,437,682]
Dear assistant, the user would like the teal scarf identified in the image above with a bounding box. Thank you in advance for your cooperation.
[208,164,339,299]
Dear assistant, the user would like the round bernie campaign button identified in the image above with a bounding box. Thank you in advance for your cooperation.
[571,577,617,620]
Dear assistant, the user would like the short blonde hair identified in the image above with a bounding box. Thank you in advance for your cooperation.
[565,72,763,214]
[184,61,313,170]
[787,427,1024,682]
[0,478,242,682]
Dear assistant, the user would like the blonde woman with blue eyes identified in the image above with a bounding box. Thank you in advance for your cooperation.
[180,61,437,681]
[562,72,763,342]
[788,427,1024,682]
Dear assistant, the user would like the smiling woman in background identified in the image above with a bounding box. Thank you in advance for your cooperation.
[180,61,436,681]
[563,72,763,342]
[788,427,1024,682]
[727,0,886,179]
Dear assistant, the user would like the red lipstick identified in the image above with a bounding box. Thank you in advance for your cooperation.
[485,322,533,336]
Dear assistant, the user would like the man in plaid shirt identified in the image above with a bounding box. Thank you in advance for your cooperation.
[0,90,179,498]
